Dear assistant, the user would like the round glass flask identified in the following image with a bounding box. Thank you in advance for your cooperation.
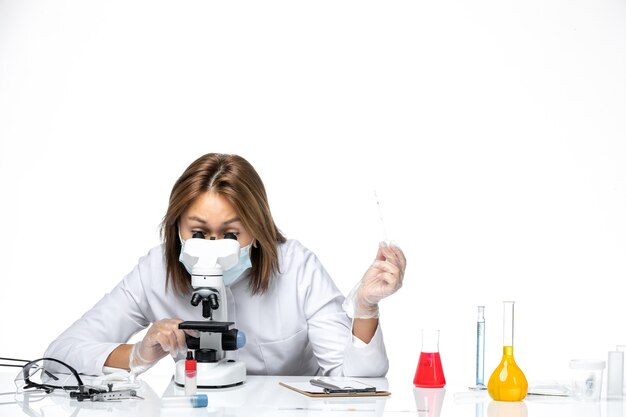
[413,329,446,388]
[487,301,528,401]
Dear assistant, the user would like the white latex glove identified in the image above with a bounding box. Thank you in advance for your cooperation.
[129,319,192,380]
[343,241,407,319]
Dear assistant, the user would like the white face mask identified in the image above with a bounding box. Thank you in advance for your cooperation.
[178,235,252,286]
[222,243,252,286]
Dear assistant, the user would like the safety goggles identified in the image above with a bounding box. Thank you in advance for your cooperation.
[1,357,104,401]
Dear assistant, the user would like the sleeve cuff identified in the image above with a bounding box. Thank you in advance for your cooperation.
[343,323,388,377]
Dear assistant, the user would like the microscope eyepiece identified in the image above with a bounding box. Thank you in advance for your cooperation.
[192,231,205,239]
[223,232,238,240]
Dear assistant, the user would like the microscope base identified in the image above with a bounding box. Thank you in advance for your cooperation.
[174,359,246,388]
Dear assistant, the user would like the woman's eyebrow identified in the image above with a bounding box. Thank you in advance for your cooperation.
[187,216,241,226]
[188,216,207,224]
[223,217,241,226]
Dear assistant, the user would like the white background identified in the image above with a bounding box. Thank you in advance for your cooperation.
[1,0,625,392]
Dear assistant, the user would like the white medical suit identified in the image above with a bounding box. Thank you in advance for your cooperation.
[44,240,389,376]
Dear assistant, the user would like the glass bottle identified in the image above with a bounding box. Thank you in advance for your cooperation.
[414,329,446,388]
[487,301,528,401]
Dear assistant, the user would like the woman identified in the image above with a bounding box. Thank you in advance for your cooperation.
[44,153,406,377]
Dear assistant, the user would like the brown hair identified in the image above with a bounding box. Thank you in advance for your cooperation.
[160,153,286,296]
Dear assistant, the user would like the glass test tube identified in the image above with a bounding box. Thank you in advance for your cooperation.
[161,395,208,408]
[618,345,626,395]
[608,347,625,398]
[476,306,485,386]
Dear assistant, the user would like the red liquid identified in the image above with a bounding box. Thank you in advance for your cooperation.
[413,352,446,388]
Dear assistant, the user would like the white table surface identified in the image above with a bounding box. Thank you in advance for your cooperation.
[0,370,623,417]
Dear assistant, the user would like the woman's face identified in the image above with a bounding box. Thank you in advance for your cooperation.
[179,191,253,247]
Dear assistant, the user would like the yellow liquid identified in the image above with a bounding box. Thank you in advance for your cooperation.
[487,346,528,401]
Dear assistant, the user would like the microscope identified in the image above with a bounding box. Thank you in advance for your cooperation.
[173,232,247,388]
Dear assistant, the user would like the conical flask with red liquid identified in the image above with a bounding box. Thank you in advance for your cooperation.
[413,329,446,388]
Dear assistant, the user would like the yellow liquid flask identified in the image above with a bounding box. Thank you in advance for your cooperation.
[487,301,528,401]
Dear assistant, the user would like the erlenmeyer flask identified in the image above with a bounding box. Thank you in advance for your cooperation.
[487,301,528,401]
[414,329,446,388]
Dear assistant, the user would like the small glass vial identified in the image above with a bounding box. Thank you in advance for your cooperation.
[185,350,197,396]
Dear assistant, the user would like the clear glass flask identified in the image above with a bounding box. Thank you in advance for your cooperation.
[414,329,446,388]
[487,301,528,401]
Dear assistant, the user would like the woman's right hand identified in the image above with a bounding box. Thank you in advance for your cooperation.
[129,319,190,377]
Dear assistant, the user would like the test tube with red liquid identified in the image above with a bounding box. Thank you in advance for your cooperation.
[413,329,446,388]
